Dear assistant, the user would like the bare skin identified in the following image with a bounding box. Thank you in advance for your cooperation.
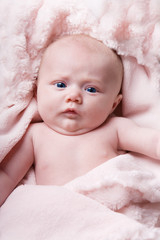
[1,35,160,206]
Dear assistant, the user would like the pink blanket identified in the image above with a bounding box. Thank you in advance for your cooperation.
[1,0,160,239]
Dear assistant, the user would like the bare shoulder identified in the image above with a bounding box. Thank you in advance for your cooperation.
[28,122,48,137]
[12,122,48,150]
[28,122,44,131]
[105,116,139,144]
[107,116,136,130]
[28,122,58,145]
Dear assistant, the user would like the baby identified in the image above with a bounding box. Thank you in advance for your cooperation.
[1,34,160,206]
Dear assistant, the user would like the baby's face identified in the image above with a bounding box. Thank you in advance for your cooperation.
[37,36,122,135]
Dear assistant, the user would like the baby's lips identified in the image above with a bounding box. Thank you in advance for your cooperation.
[63,108,77,114]
[63,108,80,119]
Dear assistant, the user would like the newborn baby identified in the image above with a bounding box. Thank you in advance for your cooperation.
[1,34,160,206]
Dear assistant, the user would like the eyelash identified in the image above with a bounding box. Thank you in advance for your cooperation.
[85,87,98,93]
[54,82,67,88]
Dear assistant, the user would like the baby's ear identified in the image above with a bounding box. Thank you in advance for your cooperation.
[111,94,123,113]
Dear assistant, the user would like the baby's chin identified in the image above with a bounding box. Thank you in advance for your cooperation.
[45,123,94,136]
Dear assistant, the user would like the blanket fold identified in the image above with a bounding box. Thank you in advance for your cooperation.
[1,185,160,240]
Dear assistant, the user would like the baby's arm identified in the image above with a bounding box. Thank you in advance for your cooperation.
[0,127,34,206]
[113,117,160,159]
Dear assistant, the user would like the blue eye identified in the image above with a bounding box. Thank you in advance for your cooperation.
[55,82,66,88]
[86,87,97,93]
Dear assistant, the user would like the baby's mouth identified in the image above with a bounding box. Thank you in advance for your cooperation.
[63,108,79,118]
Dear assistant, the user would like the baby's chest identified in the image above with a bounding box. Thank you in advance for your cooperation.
[35,132,118,169]
[34,129,119,184]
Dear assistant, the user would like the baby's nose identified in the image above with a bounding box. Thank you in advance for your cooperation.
[65,88,82,104]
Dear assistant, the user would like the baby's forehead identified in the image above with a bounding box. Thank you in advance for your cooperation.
[43,35,122,70]
[41,35,123,79]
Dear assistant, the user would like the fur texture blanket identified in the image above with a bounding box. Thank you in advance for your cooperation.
[0,0,160,239]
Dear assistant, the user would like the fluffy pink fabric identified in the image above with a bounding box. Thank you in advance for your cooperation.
[0,0,160,239]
